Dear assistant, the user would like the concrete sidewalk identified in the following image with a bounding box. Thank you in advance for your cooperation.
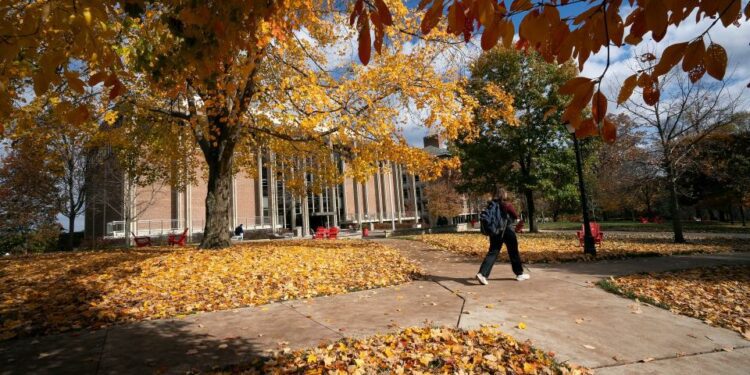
[1,240,748,374]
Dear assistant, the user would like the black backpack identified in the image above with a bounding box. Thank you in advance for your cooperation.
[479,200,510,236]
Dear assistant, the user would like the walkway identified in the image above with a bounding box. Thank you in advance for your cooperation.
[1,239,749,374]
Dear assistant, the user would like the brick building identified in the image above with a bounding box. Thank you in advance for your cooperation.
[84,136,479,240]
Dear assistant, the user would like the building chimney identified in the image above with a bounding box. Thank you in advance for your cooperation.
[423,134,440,148]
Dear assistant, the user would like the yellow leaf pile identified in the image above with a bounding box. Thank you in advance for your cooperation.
[219,326,589,374]
[0,241,421,341]
[609,265,750,339]
[412,233,750,263]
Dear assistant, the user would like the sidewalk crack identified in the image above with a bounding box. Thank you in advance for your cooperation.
[94,328,109,375]
[430,279,467,329]
[592,345,750,370]
[283,303,344,338]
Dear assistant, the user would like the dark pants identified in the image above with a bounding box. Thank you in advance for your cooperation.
[478,227,523,277]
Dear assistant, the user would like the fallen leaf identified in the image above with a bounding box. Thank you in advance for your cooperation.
[518,322,527,330]
[583,344,596,350]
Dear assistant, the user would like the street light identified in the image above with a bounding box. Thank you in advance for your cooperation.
[568,126,597,256]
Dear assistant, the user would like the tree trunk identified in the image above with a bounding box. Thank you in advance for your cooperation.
[666,164,685,243]
[728,205,735,224]
[524,188,537,232]
[740,204,746,227]
[67,214,75,251]
[200,151,233,249]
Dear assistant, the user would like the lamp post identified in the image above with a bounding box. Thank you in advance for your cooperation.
[571,132,597,256]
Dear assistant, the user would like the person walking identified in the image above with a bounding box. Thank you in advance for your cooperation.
[233,224,244,240]
[476,188,529,285]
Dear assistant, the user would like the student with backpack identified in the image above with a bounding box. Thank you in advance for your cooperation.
[476,188,529,285]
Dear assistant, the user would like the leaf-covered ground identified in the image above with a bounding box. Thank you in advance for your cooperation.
[411,233,750,263]
[0,240,421,341]
[606,265,750,339]
[219,326,589,374]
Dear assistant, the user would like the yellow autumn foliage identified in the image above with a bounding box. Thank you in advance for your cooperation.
[218,326,590,374]
[609,265,750,339]
[0,240,421,341]
[411,233,750,263]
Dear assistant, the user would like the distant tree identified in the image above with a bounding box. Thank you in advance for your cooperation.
[0,140,60,254]
[590,113,663,220]
[423,180,464,226]
[621,67,744,242]
[455,47,577,232]
[678,112,750,226]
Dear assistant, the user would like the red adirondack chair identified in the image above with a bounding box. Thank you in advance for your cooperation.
[328,227,339,239]
[131,232,152,247]
[168,228,189,246]
[577,222,604,247]
[314,226,328,239]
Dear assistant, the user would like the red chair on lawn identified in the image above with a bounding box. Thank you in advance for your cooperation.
[639,217,649,224]
[131,232,152,247]
[328,227,339,239]
[168,228,189,246]
[577,222,604,247]
[314,226,328,239]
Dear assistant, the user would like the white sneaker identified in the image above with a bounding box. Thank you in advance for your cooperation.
[476,273,488,285]
[516,273,530,281]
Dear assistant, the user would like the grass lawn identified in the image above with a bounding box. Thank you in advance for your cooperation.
[599,265,750,340]
[0,240,420,341]
[407,233,750,263]
[538,220,750,234]
[218,326,589,374]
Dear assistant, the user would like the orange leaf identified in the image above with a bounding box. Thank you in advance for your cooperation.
[592,91,607,124]
[682,38,705,73]
[618,74,637,105]
[481,18,502,50]
[350,0,363,26]
[688,64,706,83]
[645,0,667,41]
[88,71,107,86]
[109,79,125,100]
[500,19,514,49]
[64,71,86,94]
[653,42,688,77]
[375,0,393,26]
[575,118,597,138]
[601,116,616,144]
[476,0,495,26]
[704,43,727,81]
[720,0,741,27]
[643,84,660,106]
[510,0,533,12]
[559,77,592,96]
[421,0,444,35]
[358,15,371,65]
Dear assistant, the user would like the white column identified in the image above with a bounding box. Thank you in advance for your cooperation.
[379,162,388,220]
[331,184,339,227]
[256,152,264,228]
[374,166,383,222]
[231,176,238,229]
[269,152,278,232]
[302,193,310,237]
[412,174,419,223]
[362,180,369,222]
[397,165,404,223]
[353,180,362,225]
[185,184,192,233]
